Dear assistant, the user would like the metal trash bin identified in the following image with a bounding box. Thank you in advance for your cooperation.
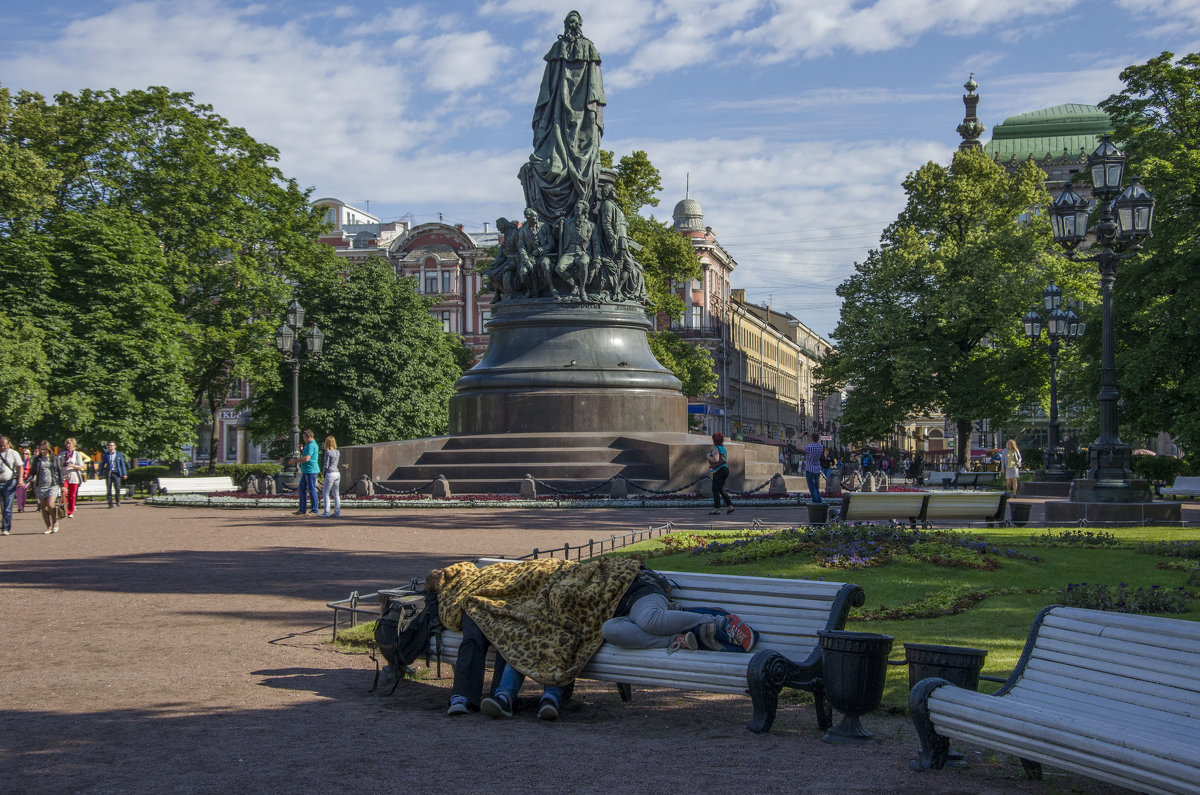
[904,643,988,691]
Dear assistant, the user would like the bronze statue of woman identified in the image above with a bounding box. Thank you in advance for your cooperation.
[518,10,605,225]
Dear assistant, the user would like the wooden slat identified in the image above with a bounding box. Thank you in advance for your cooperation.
[1038,622,1200,664]
[1006,683,1200,736]
[1030,646,1200,696]
[931,714,1196,795]
[1022,657,1200,711]
[1048,607,1200,643]
[931,689,1200,769]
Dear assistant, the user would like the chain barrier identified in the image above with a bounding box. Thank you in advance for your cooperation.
[626,474,708,495]
[731,478,772,496]
[372,478,439,496]
[531,474,619,495]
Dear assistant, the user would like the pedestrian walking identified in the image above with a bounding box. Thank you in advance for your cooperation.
[31,440,64,534]
[61,437,85,518]
[320,435,341,517]
[803,433,825,504]
[1003,439,1023,497]
[16,444,32,513]
[0,436,25,536]
[98,440,128,507]
[294,430,320,516]
[706,432,733,515]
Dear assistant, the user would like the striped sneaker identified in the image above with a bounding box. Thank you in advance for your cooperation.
[722,614,755,651]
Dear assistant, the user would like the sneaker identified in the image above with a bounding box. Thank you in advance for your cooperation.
[447,696,471,716]
[481,693,514,719]
[667,631,698,653]
[292,510,306,515]
[722,614,755,652]
[707,510,720,515]
[44,527,53,534]
[538,698,559,721]
[320,512,329,517]
[332,512,340,517]
[726,507,735,514]
[1,530,9,536]
[67,512,75,518]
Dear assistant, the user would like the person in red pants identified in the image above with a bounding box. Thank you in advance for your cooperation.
[61,437,85,518]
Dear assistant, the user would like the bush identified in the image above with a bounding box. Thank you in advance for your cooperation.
[210,463,283,483]
[126,465,170,487]
[1019,447,1043,470]
[1058,582,1193,614]
[1131,454,1189,484]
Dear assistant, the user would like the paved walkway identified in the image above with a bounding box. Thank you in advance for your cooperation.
[0,499,1157,793]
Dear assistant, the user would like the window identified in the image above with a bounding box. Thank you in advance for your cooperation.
[691,278,702,292]
[442,270,453,294]
[691,306,702,328]
[480,309,491,328]
[425,274,439,294]
[441,311,452,332]
[228,378,244,399]
[224,425,239,461]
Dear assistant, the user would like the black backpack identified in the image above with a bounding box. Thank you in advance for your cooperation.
[371,588,443,694]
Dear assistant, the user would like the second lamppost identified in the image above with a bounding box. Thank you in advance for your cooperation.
[275,299,324,458]
[1048,134,1154,492]
[1023,283,1085,481]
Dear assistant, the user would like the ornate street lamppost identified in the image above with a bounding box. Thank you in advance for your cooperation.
[274,299,324,459]
[1048,135,1154,491]
[1023,283,1085,481]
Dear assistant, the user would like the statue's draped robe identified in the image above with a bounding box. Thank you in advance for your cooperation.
[519,33,605,223]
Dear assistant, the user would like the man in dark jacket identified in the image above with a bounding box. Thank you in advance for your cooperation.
[98,441,128,507]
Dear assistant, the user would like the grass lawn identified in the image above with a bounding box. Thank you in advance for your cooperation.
[620,523,1200,712]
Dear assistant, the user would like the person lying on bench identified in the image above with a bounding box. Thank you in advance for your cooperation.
[602,568,758,653]
[428,557,642,722]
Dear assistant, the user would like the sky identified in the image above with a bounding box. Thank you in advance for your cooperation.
[3,0,1199,338]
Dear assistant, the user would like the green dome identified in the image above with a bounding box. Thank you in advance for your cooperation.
[984,103,1112,163]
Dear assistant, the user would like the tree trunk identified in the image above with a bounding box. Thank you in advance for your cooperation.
[956,418,972,471]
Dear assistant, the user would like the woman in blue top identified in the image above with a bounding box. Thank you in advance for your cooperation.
[707,432,733,515]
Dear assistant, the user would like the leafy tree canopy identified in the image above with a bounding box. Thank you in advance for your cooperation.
[648,330,718,398]
[817,148,1093,464]
[1099,51,1200,453]
[0,84,340,459]
[248,257,462,451]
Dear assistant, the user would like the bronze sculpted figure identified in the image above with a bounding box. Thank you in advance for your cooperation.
[492,11,646,307]
[519,10,605,224]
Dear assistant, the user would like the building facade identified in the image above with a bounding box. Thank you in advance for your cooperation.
[666,198,840,453]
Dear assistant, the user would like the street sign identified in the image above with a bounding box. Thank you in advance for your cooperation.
[820,435,832,441]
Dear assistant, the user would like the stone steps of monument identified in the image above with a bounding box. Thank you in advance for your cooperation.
[377,476,673,496]
[386,461,657,482]
[439,433,622,450]
[416,446,636,466]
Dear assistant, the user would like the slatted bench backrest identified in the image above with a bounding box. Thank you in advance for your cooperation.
[1167,477,1200,492]
[156,477,236,493]
[1009,606,1200,731]
[842,492,928,521]
[923,492,1005,520]
[468,560,849,662]
[658,570,851,660]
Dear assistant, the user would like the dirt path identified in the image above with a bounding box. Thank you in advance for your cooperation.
[0,501,1134,793]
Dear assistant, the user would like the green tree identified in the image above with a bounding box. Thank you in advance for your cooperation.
[817,148,1093,467]
[249,257,462,449]
[0,313,49,436]
[648,330,718,398]
[0,85,338,461]
[1099,51,1200,453]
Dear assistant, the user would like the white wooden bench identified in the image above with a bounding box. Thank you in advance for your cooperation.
[76,479,133,499]
[154,476,236,495]
[924,471,955,487]
[949,471,995,489]
[911,605,1200,793]
[839,491,1008,528]
[1161,476,1200,499]
[422,561,865,733]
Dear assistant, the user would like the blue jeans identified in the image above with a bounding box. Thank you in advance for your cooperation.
[805,470,823,503]
[495,664,564,707]
[0,479,14,533]
[298,472,318,513]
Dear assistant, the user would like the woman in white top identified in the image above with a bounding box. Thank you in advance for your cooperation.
[321,436,341,517]
[61,437,85,518]
[1003,439,1023,497]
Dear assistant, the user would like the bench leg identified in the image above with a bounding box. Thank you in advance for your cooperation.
[908,678,952,771]
[615,682,631,702]
[747,650,786,733]
[1019,758,1042,780]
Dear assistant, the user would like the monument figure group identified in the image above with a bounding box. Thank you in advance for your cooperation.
[485,11,647,306]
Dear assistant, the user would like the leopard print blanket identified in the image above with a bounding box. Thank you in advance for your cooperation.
[438,557,641,687]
